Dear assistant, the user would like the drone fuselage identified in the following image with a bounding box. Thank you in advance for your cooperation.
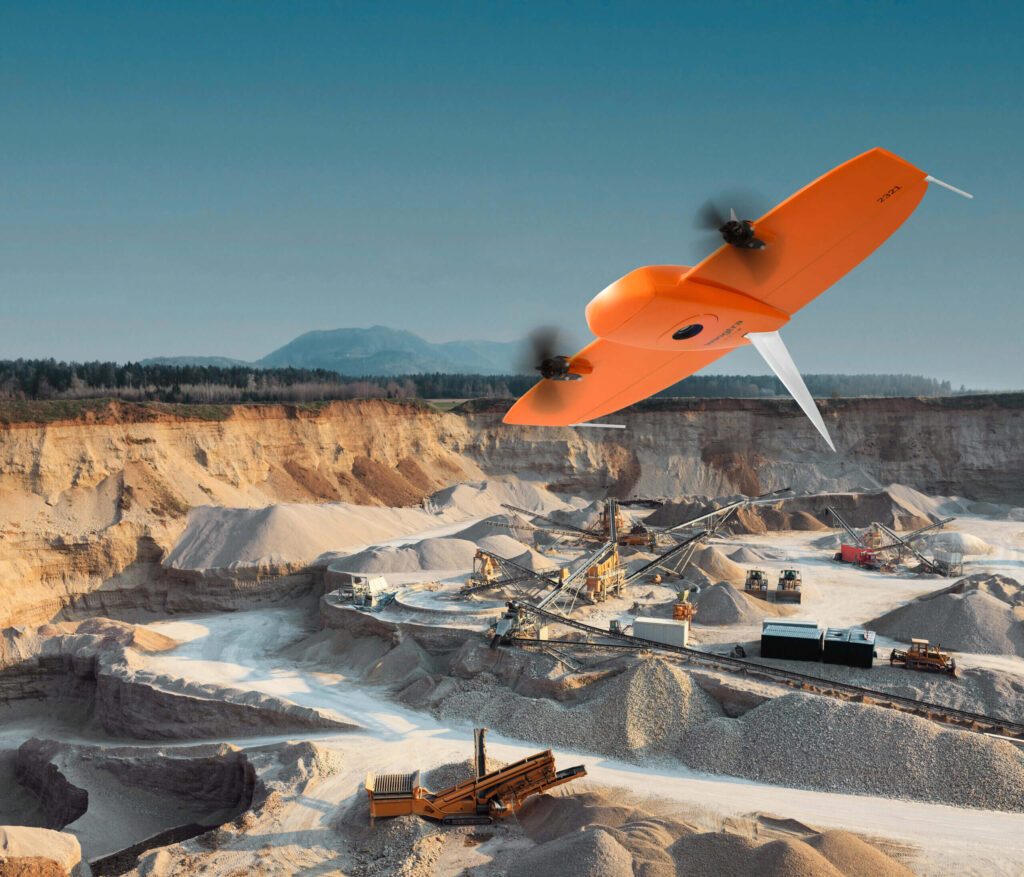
[584,265,789,353]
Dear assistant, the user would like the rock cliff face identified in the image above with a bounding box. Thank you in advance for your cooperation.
[461,396,1024,503]
[0,395,1021,626]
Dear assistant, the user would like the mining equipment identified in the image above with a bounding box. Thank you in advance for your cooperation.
[502,488,792,557]
[827,507,890,570]
[775,569,803,604]
[873,521,961,577]
[460,549,545,595]
[489,529,708,646]
[364,728,586,826]
[889,639,957,676]
[585,548,626,601]
[351,577,395,611]
[744,568,769,597]
[673,590,697,622]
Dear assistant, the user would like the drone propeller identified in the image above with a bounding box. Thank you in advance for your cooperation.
[517,326,579,413]
[692,190,780,280]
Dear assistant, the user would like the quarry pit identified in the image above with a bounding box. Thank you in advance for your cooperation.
[2,396,1024,877]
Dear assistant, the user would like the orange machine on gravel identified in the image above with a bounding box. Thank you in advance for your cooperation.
[365,728,586,825]
[890,639,957,677]
[505,148,971,446]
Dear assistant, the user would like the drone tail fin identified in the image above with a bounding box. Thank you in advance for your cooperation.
[746,331,836,452]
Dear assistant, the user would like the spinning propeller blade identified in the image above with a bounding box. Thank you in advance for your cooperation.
[746,331,836,452]
[517,326,576,414]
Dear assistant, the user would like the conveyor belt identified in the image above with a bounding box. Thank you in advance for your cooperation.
[506,600,1024,740]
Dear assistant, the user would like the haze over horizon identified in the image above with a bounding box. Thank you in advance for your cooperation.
[2,2,1021,388]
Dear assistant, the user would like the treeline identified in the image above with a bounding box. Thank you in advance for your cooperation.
[0,358,958,404]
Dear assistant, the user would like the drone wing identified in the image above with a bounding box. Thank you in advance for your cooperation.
[503,340,732,426]
[689,147,928,314]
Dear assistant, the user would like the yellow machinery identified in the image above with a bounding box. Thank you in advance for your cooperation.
[672,589,697,622]
[586,549,626,601]
[365,728,586,826]
[889,639,957,676]
[464,550,501,590]
[775,569,803,604]
[744,569,769,596]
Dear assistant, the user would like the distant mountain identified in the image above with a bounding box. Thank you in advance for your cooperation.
[256,326,522,376]
[141,355,252,368]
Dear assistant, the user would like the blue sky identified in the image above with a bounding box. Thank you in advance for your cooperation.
[1,2,1020,387]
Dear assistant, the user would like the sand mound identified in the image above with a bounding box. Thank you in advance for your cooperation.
[806,830,915,876]
[870,586,1024,656]
[754,838,845,877]
[681,692,1024,811]
[690,546,745,583]
[452,514,533,542]
[165,502,440,570]
[435,656,722,761]
[334,532,548,575]
[516,792,653,845]
[729,547,767,563]
[693,582,765,625]
[166,478,570,571]
[548,499,603,530]
[430,479,569,517]
[331,537,476,573]
[509,827,634,877]
[923,531,994,555]
[35,618,179,653]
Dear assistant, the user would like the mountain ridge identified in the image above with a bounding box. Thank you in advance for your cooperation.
[145,325,522,376]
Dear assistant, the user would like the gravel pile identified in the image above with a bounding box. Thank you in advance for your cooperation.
[509,827,634,877]
[728,547,767,563]
[679,692,1024,811]
[693,582,765,625]
[690,546,746,583]
[869,582,1024,656]
[923,531,994,555]
[431,479,569,517]
[421,756,506,790]
[435,657,722,760]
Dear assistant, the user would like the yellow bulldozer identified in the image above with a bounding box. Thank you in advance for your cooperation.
[889,639,957,677]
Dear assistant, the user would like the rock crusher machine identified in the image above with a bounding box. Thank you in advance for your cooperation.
[364,728,587,826]
[672,590,696,622]
[889,639,957,677]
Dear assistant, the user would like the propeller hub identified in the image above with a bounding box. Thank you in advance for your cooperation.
[538,355,581,381]
[719,219,766,250]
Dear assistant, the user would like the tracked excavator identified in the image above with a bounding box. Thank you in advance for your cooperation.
[365,728,586,826]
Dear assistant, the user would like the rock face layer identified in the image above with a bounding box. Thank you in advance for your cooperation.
[1,395,1022,626]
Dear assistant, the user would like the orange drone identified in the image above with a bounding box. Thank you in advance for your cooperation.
[503,148,971,448]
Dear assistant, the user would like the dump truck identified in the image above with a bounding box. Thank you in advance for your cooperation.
[365,728,586,825]
[889,639,957,676]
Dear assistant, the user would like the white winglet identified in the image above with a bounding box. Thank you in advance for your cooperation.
[925,174,974,199]
[569,422,627,429]
[746,331,836,452]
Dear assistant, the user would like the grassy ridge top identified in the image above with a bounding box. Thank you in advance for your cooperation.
[0,397,436,426]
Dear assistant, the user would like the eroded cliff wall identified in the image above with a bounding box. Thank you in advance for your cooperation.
[0,395,1020,626]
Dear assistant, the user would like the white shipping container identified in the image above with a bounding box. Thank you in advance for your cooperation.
[632,617,689,648]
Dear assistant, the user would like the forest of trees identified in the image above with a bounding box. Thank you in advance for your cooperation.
[0,358,960,404]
